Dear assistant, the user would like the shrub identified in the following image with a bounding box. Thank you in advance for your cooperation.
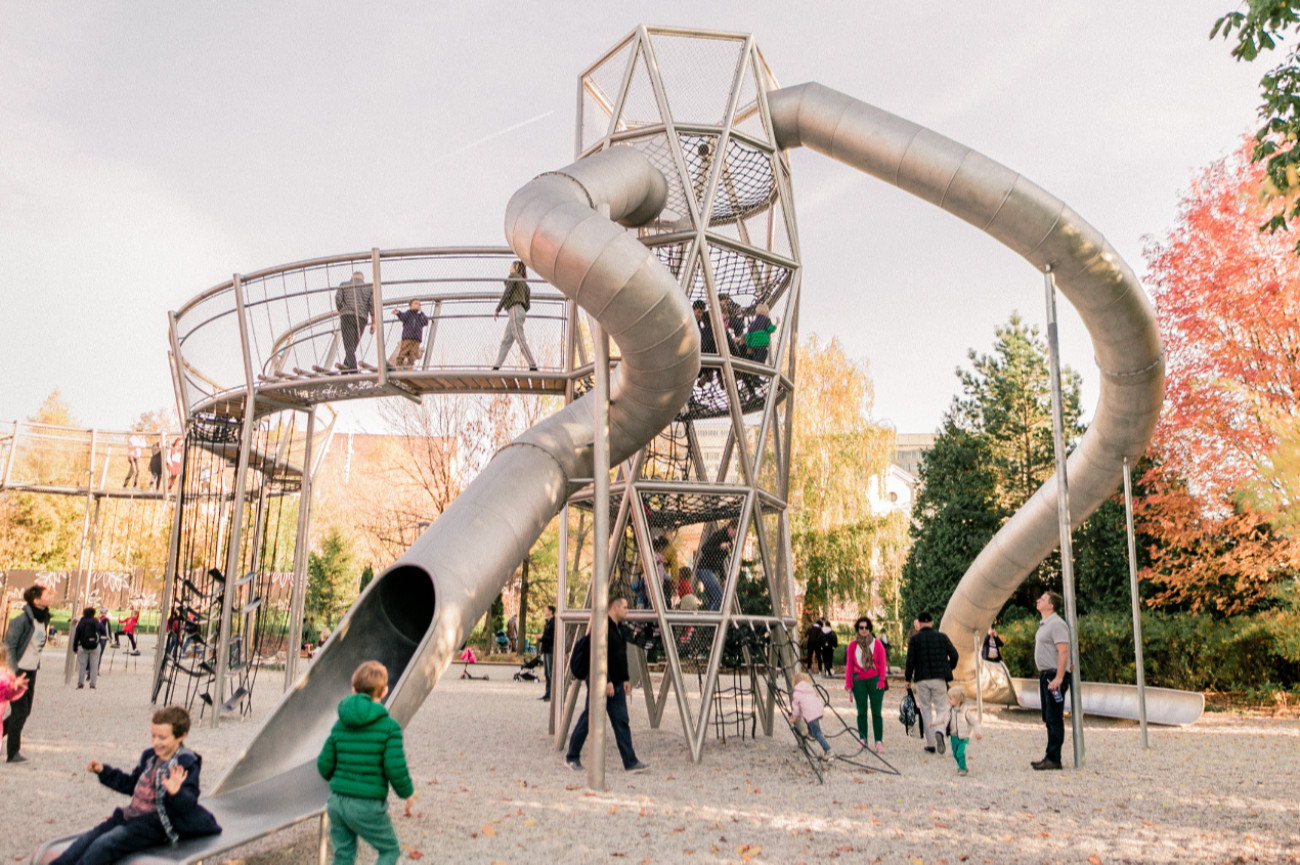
[993,609,1298,692]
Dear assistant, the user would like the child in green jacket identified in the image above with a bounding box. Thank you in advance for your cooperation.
[317,661,414,865]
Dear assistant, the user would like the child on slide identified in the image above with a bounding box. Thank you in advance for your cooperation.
[51,706,221,864]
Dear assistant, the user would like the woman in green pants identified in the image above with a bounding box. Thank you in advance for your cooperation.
[844,616,888,754]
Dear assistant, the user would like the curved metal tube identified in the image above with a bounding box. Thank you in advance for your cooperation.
[1009,678,1204,727]
[767,83,1165,685]
[209,145,697,798]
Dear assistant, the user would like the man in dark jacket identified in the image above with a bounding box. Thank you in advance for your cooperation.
[335,271,374,371]
[538,605,556,702]
[904,612,959,755]
[50,706,220,864]
[565,597,649,774]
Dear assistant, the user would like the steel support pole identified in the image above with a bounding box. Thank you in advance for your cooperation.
[551,503,569,741]
[152,442,190,703]
[1,420,18,490]
[213,274,259,728]
[285,410,317,689]
[586,309,611,791]
[64,429,99,683]
[1044,267,1084,768]
[371,248,386,386]
[1122,457,1150,748]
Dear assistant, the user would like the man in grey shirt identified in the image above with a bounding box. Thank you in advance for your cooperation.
[1033,590,1071,770]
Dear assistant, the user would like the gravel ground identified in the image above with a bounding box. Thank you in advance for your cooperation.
[3,639,1298,864]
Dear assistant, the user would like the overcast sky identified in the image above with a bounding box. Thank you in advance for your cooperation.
[0,1,1263,435]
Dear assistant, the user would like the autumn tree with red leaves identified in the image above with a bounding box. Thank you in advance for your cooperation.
[1140,138,1300,613]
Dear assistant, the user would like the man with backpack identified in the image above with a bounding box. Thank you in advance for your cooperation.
[564,597,649,774]
[904,612,959,756]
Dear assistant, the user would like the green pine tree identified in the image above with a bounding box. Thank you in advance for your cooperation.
[900,420,1003,624]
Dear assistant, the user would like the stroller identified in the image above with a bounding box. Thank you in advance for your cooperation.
[514,654,544,682]
[493,629,510,653]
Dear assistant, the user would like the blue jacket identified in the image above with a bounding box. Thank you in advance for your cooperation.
[98,746,221,843]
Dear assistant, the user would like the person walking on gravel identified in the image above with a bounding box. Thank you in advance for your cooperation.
[904,612,958,756]
[565,597,649,774]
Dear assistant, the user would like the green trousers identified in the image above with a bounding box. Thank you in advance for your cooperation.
[951,734,969,771]
[327,792,401,865]
[851,678,885,745]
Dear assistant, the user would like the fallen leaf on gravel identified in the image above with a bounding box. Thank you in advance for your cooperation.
[710,845,719,853]
[609,806,619,815]
[936,823,949,829]
[1141,820,1153,827]
[481,825,496,837]
[408,853,424,860]
[1087,856,1102,865]
[837,846,853,852]
[523,819,536,827]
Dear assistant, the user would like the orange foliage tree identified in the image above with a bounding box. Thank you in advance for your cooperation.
[1140,138,1300,613]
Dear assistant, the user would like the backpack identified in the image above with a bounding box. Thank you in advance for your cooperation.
[899,691,919,736]
[568,634,591,681]
[78,620,100,651]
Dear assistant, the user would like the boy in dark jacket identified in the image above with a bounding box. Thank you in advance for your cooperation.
[52,706,220,864]
[317,661,414,865]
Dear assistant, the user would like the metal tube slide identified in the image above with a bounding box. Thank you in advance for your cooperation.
[29,147,698,863]
[1009,677,1204,727]
[767,83,1165,688]
[978,662,1203,726]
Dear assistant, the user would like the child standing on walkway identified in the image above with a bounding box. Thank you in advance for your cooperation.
[945,685,982,776]
[788,672,833,760]
[51,706,221,864]
[317,661,414,865]
[388,299,430,369]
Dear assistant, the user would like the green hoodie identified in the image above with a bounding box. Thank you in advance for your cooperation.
[317,693,414,800]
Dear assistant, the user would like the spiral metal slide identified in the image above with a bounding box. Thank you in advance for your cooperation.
[767,83,1202,726]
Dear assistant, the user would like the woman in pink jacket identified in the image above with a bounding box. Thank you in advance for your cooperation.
[845,616,888,754]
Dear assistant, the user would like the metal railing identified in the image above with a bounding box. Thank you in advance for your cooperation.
[171,248,574,417]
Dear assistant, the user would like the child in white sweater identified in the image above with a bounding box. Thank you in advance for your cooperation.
[945,685,983,776]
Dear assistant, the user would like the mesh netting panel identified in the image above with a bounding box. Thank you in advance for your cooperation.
[642,491,744,529]
[688,244,792,309]
[683,366,770,421]
[678,134,775,224]
[625,133,693,229]
[648,32,743,127]
[639,422,694,482]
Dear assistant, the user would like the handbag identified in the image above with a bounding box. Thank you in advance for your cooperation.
[899,691,919,736]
